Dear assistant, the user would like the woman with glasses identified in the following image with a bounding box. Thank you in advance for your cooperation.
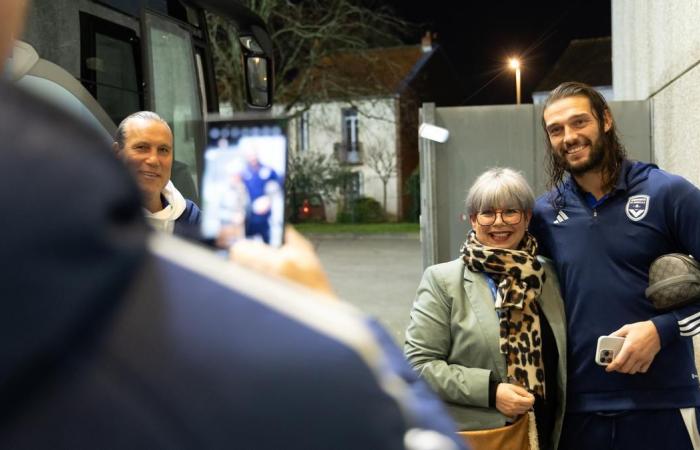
[404,167,566,450]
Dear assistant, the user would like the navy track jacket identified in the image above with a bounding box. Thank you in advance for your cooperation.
[531,160,700,412]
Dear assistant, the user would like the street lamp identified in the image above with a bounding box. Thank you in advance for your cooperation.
[509,58,521,105]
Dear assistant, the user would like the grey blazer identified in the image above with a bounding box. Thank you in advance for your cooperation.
[404,257,566,449]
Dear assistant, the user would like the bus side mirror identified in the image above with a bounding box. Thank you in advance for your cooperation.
[239,33,272,109]
[199,0,275,109]
[244,55,270,108]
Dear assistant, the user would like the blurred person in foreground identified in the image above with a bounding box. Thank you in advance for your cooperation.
[404,168,566,450]
[113,111,201,235]
[0,2,465,448]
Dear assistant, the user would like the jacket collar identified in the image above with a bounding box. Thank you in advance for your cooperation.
[461,262,567,383]
[143,181,187,233]
[462,268,507,380]
[563,158,635,199]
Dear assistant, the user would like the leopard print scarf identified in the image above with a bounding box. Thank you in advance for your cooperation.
[460,231,547,397]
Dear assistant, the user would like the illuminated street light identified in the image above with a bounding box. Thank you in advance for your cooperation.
[509,57,521,105]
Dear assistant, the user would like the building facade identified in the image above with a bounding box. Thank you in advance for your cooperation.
[288,98,399,220]
[284,37,464,222]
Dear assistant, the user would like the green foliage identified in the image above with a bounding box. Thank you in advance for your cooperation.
[406,167,420,222]
[296,222,419,234]
[337,196,386,223]
[286,151,352,223]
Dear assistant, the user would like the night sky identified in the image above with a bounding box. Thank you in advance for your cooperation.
[382,0,611,105]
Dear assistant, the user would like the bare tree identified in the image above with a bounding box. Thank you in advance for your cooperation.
[206,0,413,112]
[365,145,397,215]
[206,11,246,111]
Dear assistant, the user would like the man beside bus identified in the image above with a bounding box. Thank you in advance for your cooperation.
[113,111,201,235]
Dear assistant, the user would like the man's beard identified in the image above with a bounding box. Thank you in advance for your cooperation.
[554,135,606,176]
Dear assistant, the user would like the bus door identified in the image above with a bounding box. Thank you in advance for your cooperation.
[143,11,205,204]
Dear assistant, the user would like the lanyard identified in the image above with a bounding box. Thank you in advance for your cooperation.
[484,274,498,302]
[484,274,508,320]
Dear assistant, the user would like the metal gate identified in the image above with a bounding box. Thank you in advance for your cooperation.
[419,100,652,268]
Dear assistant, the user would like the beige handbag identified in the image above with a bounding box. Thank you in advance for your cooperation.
[457,411,538,450]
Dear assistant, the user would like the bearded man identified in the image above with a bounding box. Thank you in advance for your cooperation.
[530,81,700,450]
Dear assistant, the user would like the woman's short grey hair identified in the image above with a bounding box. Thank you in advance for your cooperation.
[465,167,535,215]
[114,111,170,149]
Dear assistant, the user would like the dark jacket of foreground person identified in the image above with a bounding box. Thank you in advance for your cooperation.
[0,81,465,450]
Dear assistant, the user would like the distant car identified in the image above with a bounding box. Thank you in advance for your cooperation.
[297,194,326,222]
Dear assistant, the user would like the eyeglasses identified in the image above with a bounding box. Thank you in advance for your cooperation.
[475,209,523,226]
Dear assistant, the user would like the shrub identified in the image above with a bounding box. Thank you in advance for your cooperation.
[337,196,386,223]
[405,167,420,222]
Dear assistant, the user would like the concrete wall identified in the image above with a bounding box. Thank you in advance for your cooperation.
[613,0,700,186]
[288,98,400,220]
[613,0,700,369]
[422,101,650,266]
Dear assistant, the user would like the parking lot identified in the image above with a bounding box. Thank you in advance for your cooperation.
[308,233,423,344]
[310,234,700,369]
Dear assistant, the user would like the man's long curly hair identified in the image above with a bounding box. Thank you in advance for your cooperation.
[542,82,627,208]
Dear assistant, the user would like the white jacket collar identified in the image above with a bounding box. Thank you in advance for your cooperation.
[144,181,187,233]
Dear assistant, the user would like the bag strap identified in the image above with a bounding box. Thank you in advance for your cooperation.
[645,275,700,297]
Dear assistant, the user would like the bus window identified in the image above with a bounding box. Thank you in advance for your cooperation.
[144,11,204,205]
[79,12,143,126]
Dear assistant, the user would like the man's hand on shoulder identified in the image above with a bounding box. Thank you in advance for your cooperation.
[606,321,661,374]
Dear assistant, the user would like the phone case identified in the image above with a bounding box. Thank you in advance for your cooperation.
[595,336,626,366]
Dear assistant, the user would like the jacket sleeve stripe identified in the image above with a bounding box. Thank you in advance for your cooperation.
[678,310,700,327]
[680,319,700,336]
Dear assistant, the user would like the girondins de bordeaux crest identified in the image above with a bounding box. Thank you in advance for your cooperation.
[626,195,650,221]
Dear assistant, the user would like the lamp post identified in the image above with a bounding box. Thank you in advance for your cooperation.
[509,58,521,105]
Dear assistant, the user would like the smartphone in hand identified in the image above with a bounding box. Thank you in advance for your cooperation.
[200,115,287,248]
[595,336,626,366]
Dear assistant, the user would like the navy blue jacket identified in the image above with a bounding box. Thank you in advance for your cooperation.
[174,198,201,238]
[0,81,465,450]
[531,160,700,412]
[178,199,201,225]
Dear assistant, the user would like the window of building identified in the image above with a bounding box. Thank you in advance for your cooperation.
[342,107,359,155]
[347,171,362,200]
[298,110,310,152]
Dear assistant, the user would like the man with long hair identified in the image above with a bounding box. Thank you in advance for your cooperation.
[530,81,700,450]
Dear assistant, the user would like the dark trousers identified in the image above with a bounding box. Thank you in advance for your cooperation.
[245,218,270,244]
[559,408,699,450]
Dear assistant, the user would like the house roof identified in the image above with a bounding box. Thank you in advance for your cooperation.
[285,45,432,102]
[534,37,612,92]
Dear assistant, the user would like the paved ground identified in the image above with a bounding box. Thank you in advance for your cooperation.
[307,233,423,345]
[308,234,700,371]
